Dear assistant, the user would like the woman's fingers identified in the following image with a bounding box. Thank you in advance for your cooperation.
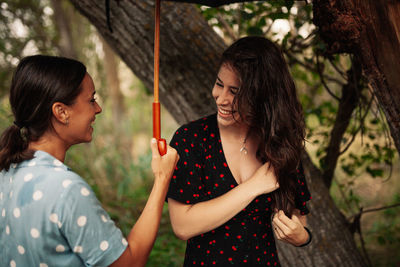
[272,213,290,234]
[150,138,160,158]
[272,210,308,246]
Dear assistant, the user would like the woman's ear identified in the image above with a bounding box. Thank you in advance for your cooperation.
[52,102,69,125]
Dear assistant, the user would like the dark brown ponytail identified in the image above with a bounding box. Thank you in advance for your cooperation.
[0,55,86,171]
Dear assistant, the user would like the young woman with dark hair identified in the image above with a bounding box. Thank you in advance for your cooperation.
[167,36,311,266]
[0,55,179,267]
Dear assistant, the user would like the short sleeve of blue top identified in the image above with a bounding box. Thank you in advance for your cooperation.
[0,151,127,267]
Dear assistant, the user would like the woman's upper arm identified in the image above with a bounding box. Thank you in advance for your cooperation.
[109,247,133,267]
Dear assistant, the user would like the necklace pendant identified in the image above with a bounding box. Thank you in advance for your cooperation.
[240,146,248,155]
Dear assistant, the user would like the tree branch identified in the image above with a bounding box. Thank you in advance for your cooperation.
[316,54,341,101]
[321,57,364,188]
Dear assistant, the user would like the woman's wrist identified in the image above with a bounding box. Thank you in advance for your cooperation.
[297,226,312,247]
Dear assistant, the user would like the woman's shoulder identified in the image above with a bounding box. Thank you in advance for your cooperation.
[14,150,87,188]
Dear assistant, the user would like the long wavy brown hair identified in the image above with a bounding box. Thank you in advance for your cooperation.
[221,36,305,216]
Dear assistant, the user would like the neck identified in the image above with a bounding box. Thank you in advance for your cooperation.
[28,132,70,162]
[218,121,248,142]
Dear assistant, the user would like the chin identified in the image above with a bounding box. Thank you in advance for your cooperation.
[217,116,236,127]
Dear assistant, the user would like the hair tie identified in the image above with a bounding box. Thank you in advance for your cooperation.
[13,121,24,129]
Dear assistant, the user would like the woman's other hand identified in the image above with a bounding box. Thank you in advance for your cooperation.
[150,138,179,185]
[272,210,309,246]
[248,162,279,195]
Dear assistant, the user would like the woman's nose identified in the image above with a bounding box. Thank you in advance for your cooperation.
[95,102,102,114]
[216,88,231,105]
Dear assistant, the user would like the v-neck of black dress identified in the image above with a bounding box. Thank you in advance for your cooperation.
[167,113,311,266]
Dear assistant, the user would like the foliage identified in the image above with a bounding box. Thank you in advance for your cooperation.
[0,0,56,97]
[200,1,399,266]
[0,0,399,266]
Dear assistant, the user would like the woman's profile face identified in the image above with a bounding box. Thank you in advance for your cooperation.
[212,64,241,128]
[64,73,102,145]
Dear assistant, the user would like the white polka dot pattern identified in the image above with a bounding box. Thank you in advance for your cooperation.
[62,179,72,188]
[56,245,65,252]
[100,241,109,251]
[80,187,90,196]
[24,173,33,182]
[2,151,128,266]
[30,228,40,238]
[49,213,59,224]
[74,246,83,253]
[13,208,20,218]
[17,245,25,254]
[53,159,62,166]
[33,191,43,201]
[77,216,87,227]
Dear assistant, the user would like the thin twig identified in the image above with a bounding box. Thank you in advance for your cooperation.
[328,57,347,79]
[285,52,346,85]
[340,94,374,155]
[216,13,238,41]
[348,203,400,220]
[316,54,341,101]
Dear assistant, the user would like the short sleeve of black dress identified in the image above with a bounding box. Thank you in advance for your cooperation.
[167,122,209,205]
[294,162,312,215]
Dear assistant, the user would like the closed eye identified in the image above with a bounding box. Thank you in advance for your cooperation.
[230,87,238,95]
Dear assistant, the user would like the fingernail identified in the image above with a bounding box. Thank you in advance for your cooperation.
[151,138,157,143]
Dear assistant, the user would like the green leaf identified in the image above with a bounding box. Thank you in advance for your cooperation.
[366,166,384,178]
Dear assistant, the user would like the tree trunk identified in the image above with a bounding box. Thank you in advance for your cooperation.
[100,35,125,127]
[313,0,400,155]
[69,0,225,125]
[276,151,367,267]
[69,0,368,265]
[51,0,78,59]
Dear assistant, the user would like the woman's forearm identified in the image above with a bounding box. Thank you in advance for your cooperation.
[168,178,263,240]
[126,179,169,266]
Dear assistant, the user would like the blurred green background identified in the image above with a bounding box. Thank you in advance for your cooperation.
[0,1,399,266]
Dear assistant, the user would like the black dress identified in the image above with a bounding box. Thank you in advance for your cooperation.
[167,114,311,266]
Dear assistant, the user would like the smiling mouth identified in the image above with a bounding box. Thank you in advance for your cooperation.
[218,107,236,116]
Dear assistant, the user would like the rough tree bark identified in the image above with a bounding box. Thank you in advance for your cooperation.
[70,0,225,125]
[101,36,125,127]
[313,0,400,155]
[321,58,364,188]
[69,0,369,266]
[51,0,78,59]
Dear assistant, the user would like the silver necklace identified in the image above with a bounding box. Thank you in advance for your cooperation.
[240,137,248,155]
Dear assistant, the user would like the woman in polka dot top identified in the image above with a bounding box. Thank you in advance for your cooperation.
[167,36,312,266]
[0,55,179,267]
